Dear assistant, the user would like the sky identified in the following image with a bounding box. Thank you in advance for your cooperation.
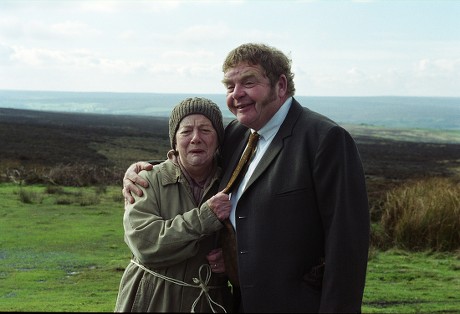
[0,0,459,97]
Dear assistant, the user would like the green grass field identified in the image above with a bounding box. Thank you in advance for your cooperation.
[1,183,459,312]
[0,183,130,312]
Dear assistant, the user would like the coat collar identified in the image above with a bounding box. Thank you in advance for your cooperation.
[159,159,222,188]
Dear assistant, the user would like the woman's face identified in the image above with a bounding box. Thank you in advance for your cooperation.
[175,114,219,170]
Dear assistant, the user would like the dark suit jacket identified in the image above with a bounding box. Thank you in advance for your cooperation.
[219,98,370,313]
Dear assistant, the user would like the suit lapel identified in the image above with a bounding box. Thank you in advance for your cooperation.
[221,129,251,189]
[244,100,303,192]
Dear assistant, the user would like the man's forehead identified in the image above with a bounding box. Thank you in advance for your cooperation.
[223,64,264,80]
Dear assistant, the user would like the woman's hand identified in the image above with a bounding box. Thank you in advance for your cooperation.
[206,191,231,221]
[206,248,226,273]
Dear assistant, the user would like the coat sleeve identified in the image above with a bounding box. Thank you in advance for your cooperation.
[313,126,370,313]
[123,170,223,268]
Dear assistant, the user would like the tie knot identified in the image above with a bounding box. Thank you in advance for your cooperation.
[248,131,260,148]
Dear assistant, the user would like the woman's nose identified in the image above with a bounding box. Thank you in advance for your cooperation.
[190,130,202,143]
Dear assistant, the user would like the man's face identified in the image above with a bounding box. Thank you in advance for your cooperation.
[223,62,280,131]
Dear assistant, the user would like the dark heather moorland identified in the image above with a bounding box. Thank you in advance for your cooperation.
[0,107,459,217]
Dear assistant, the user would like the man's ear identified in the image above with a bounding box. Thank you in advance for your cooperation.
[277,74,288,98]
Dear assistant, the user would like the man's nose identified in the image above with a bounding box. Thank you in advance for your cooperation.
[232,84,245,100]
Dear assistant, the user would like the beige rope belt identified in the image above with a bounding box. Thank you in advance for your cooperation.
[130,259,227,313]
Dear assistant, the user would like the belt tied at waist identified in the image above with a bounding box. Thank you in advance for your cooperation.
[130,259,227,313]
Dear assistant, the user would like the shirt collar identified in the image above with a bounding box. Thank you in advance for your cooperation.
[253,97,292,141]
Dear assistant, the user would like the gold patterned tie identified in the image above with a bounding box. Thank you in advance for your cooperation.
[222,131,260,194]
[220,131,260,287]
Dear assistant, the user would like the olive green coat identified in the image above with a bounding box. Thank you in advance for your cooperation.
[115,160,232,312]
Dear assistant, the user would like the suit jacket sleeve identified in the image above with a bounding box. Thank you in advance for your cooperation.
[314,126,370,312]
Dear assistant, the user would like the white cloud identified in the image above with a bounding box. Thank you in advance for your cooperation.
[0,42,14,62]
[0,16,100,41]
[415,58,460,76]
[119,30,138,41]
[0,0,459,96]
[76,0,181,13]
[49,20,101,38]
[161,49,214,60]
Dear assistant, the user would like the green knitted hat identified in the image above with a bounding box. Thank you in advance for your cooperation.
[169,97,224,149]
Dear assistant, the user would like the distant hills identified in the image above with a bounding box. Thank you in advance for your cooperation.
[0,90,459,130]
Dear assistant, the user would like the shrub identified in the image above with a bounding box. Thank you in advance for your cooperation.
[18,188,43,204]
[94,184,108,194]
[112,192,124,203]
[2,164,124,187]
[380,177,459,251]
[55,197,73,205]
[45,185,64,194]
[370,222,391,250]
[79,193,101,206]
[46,164,123,186]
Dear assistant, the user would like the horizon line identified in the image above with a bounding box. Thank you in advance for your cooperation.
[1,89,459,99]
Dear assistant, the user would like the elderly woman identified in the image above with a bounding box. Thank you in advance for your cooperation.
[115,97,233,312]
